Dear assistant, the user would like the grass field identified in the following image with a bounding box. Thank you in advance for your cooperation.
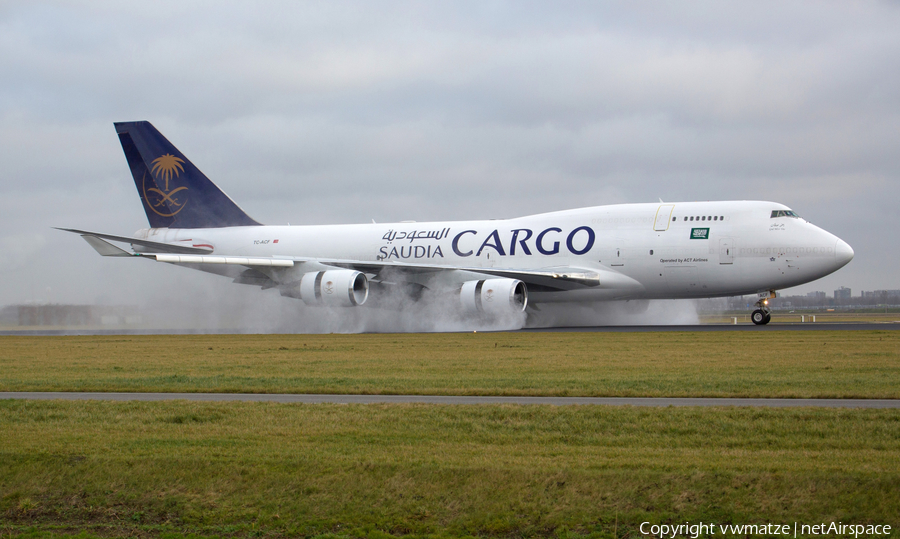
[2,331,899,538]
[2,400,899,538]
[1,331,898,398]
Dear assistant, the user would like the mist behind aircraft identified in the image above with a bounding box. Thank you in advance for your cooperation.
[1,3,897,320]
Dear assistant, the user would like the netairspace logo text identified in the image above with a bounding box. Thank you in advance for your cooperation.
[640,521,892,538]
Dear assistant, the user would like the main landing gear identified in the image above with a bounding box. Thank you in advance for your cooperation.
[751,297,772,325]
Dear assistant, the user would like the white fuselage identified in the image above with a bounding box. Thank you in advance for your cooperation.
[135,200,853,303]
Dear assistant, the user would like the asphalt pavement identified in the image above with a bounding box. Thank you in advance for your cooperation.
[2,322,898,335]
[2,392,898,408]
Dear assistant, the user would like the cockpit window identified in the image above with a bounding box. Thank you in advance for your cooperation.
[771,210,800,218]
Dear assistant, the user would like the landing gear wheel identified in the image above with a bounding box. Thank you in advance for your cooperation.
[751,309,770,325]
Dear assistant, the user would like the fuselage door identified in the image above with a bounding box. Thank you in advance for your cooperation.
[654,204,675,231]
[611,240,625,267]
[719,237,735,265]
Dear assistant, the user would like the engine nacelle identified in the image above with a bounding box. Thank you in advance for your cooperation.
[460,278,528,316]
[299,270,369,307]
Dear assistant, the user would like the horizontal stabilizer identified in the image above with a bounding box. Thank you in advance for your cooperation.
[56,228,213,254]
[80,235,134,257]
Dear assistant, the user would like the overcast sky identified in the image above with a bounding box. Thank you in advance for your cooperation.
[1,1,898,311]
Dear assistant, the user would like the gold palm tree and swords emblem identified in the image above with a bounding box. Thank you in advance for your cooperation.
[142,154,189,217]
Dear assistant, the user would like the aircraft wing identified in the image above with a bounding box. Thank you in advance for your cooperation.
[61,228,641,293]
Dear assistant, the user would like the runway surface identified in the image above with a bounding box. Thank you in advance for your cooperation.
[522,322,900,332]
[3,392,898,408]
[1,322,898,335]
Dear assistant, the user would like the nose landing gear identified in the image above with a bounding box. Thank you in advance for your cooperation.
[751,297,772,325]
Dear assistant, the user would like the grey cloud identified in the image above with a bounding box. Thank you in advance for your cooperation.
[0,0,897,313]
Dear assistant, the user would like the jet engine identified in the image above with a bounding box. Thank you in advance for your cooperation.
[299,270,369,307]
[460,278,528,316]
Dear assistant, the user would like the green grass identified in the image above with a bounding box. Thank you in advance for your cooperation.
[2,332,898,537]
[2,400,899,538]
[1,332,899,398]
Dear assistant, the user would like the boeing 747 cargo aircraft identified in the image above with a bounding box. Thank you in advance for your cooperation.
[61,121,854,326]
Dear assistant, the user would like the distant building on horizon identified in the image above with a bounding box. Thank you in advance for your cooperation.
[834,287,851,301]
[861,289,900,299]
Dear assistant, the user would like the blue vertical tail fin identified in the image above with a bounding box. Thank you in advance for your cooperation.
[115,121,261,228]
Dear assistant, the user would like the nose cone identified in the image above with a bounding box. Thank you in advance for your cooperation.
[834,238,854,268]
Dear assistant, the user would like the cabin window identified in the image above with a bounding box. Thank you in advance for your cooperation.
[713,216,718,221]
[701,216,706,221]
[672,216,676,221]
[690,216,694,221]
[720,216,724,220]
[650,250,654,255]
[684,217,688,221]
